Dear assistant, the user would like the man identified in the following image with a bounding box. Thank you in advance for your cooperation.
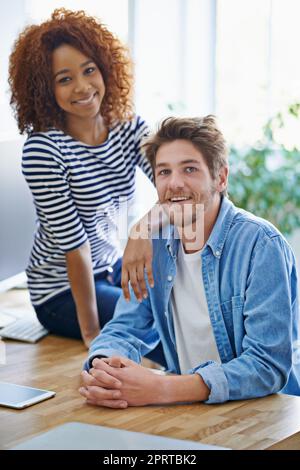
[79,115,300,409]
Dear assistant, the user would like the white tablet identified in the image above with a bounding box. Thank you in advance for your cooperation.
[0,382,55,409]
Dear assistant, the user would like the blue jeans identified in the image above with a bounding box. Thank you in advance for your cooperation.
[35,258,166,368]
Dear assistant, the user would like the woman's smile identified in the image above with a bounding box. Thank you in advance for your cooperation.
[72,91,99,106]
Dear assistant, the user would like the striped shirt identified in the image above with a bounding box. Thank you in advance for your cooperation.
[22,116,153,306]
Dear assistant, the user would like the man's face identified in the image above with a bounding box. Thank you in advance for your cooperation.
[154,139,228,229]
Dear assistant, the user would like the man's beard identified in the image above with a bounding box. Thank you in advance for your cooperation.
[166,186,217,228]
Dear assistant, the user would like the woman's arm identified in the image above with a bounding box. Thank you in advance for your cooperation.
[66,241,100,348]
[121,203,169,302]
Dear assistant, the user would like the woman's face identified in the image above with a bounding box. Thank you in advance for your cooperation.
[52,44,105,122]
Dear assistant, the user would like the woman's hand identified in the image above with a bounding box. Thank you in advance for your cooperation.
[121,229,154,302]
[121,202,170,302]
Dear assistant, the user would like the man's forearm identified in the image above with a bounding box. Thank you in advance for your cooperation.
[66,241,99,337]
[158,373,210,404]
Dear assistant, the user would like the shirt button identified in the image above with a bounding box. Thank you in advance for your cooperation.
[215,250,221,257]
[167,275,173,281]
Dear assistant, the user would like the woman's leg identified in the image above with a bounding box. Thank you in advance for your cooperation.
[35,289,82,339]
[94,280,122,328]
[35,277,122,340]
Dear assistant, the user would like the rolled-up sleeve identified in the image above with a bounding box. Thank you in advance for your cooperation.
[191,361,229,404]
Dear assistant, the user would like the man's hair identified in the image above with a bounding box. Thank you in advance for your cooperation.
[142,115,228,196]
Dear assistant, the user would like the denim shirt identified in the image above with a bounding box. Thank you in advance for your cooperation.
[86,197,300,404]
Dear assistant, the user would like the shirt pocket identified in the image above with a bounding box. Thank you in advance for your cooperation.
[220,295,245,356]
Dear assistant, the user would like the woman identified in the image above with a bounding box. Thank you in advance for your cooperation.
[8,8,154,349]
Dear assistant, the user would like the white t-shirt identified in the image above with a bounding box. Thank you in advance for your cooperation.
[171,241,221,374]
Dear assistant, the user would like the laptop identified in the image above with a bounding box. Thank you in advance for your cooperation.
[11,422,229,450]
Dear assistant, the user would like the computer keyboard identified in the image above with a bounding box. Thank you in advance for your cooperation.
[0,318,49,343]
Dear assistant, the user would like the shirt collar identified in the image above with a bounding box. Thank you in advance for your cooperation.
[205,196,236,258]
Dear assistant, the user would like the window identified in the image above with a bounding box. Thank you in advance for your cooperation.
[133,0,216,127]
[26,0,129,40]
[216,0,300,147]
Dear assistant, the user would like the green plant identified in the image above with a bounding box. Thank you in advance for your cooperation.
[228,104,300,235]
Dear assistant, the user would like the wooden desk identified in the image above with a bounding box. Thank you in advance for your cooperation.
[1,291,300,450]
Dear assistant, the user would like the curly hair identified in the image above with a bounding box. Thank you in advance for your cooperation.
[8,8,134,134]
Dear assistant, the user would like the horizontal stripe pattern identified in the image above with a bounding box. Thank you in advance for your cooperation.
[22,116,152,305]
